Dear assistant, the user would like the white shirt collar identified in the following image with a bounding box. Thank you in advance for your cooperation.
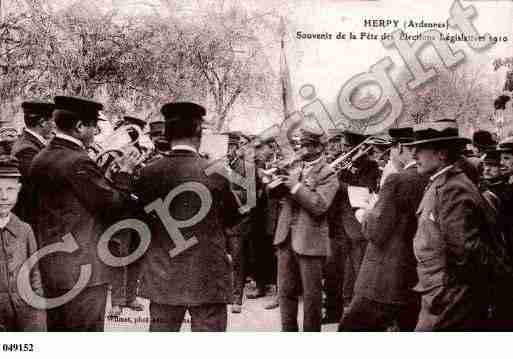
[55,133,86,149]
[25,128,47,146]
[0,214,11,229]
[430,165,454,181]
[171,145,197,153]
[404,161,417,170]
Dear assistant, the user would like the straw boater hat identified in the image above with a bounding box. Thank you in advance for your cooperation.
[404,119,470,147]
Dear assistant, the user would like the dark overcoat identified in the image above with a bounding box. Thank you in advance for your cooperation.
[11,130,45,223]
[357,164,428,305]
[29,137,127,294]
[134,150,240,305]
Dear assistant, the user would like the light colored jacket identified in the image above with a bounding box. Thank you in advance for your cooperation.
[273,158,339,256]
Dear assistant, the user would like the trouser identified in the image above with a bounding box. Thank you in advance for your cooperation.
[251,234,277,290]
[415,284,488,331]
[277,241,324,332]
[338,295,420,331]
[149,302,228,332]
[227,233,247,305]
[323,235,348,321]
[0,295,46,331]
[46,284,108,331]
[343,240,366,306]
[110,232,140,307]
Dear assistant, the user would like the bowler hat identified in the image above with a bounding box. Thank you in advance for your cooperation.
[404,119,470,147]
[53,96,104,122]
[0,155,21,177]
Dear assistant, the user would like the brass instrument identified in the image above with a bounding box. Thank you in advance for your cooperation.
[88,124,152,183]
[329,136,388,173]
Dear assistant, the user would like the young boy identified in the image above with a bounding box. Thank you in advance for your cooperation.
[0,155,46,331]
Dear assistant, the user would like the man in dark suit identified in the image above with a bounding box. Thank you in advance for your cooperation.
[134,102,240,331]
[273,127,339,331]
[338,130,379,307]
[11,101,55,223]
[405,119,491,331]
[29,96,131,331]
[339,127,428,331]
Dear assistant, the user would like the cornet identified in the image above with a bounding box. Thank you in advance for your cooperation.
[88,124,153,183]
[329,136,387,173]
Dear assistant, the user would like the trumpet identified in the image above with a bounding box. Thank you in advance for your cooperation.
[88,124,152,183]
[329,136,386,172]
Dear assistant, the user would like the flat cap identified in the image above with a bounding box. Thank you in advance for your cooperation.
[0,155,21,177]
[21,101,54,116]
[54,96,104,121]
[161,102,206,121]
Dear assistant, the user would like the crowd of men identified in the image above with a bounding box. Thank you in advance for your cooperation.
[1,95,513,332]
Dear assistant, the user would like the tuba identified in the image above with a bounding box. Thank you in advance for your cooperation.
[88,124,152,183]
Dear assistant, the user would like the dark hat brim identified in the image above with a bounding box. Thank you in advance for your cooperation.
[403,136,470,147]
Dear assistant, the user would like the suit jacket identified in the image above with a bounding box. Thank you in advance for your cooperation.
[273,157,339,256]
[356,164,429,305]
[11,130,46,223]
[29,137,127,294]
[0,214,46,330]
[134,150,240,305]
[413,165,490,329]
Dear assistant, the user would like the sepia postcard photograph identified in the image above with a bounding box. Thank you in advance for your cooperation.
[0,0,512,357]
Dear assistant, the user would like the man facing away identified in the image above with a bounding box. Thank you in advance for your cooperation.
[134,102,240,331]
[30,96,132,331]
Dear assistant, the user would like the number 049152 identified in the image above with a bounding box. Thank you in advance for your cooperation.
[2,344,34,352]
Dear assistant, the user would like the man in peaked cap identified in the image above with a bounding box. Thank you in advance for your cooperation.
[403,119,493,331]
[29,96,133,331]
[11,101,55,224]
[114,115,146,131]
[272,125,339,331]
[339,126,428,331]
[133,102,240,331]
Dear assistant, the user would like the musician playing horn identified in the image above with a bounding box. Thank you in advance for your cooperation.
[29,96,135,331]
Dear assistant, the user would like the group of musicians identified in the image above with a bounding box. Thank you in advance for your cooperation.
[1,94,513,331]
